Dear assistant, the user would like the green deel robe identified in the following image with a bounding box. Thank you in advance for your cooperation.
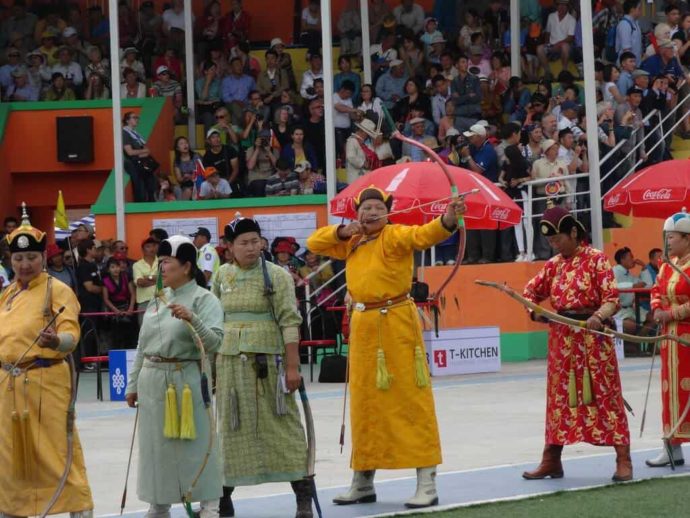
[126,280,224,504]
[212,260,308,486]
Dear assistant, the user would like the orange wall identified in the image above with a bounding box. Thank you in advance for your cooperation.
[604,217,664,264]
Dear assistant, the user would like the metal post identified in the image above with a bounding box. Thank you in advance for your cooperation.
[580,0,604,250]
[183,0,196,148]
[525,184,533,259]
[360,0,372,84]
[510,0,521,77]
[321,0,337,207]
[109,0,125,240]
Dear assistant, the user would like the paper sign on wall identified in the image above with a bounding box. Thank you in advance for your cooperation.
[254,212,317,250]
[152,217,220,244]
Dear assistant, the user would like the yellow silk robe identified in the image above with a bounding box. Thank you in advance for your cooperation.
[307,218,452,470]
[0,273,93,516]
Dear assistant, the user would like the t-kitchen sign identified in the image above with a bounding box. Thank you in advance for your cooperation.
[423,327,501,376]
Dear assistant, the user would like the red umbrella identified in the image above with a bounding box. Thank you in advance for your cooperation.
[330,163,522,229]
[603,160,690,217]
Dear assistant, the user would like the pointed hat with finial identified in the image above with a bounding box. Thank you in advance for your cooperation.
[6,202,47,253]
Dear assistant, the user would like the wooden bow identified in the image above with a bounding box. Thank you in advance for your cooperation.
[475,280,690,347]
[381,106,466,303]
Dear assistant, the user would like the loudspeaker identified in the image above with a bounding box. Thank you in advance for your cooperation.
[57,116,94,163]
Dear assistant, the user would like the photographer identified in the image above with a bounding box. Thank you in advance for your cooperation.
[246,129,279,196]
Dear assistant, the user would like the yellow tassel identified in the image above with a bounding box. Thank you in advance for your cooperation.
[376,349,393,390]
[582,368,593,405]
[414,346,430,388]
[22,410,35,481]
[568,368,577,408]
[12,411,26,479]
[164,384,180,439]
[179,384,196,440]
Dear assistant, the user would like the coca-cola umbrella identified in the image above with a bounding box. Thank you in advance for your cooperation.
[330,162,522,228]
[603,160,690,218]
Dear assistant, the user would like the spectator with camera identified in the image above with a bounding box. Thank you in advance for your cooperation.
[246,129,279,196]
[300,52,324,100]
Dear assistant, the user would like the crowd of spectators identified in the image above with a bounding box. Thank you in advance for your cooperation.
[2,0,689,262]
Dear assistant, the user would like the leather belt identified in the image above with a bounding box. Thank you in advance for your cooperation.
[352,294,411,312]
[144,354,200,365]
[1,358,64,375]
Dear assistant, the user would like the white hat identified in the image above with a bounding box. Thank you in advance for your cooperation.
[355,118,380,138]
[409,117,426,126]
[62,27,78,38]
[389,59,404,68]
[270,37,285,49]
[445,128,460,138]
[463,124,487,138]
[294,160,312,172]
[476,120,490,127]
[664,210,690,233]
[430,34,446,44]
[156,65,169,76]
[206,128,221,139]
[540,138,558,153]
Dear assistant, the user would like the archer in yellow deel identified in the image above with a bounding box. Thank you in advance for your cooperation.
[124,235,225,518]
[307,185,466,510]
[0,203,94,518]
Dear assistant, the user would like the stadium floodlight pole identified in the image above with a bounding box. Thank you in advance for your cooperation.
[109,0,125,241]
[510,0,521,77]
[184,0,196,148]
[580,0,604,250]
[321,0,338,218]
[360,0,372,84]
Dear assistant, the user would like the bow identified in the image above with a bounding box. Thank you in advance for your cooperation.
[154,282,215,517]
[475,280,690,348]
[298,379,323,518]
[381,106,466,304]
[39,353,77,518]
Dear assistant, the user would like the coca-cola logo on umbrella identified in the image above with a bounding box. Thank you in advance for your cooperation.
[429,201,449,213]
[631,187,685,203]
[605,193,622,207]
[491,207,511,220]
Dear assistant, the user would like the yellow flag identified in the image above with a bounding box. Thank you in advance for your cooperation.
[55,190,69,230]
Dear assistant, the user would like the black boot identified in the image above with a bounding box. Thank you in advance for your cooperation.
[290,478,314,518]
[219,486,235,517]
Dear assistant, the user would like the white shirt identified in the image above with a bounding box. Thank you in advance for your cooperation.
[300,68,323,99]
[162,8,193,31]
[545,12,576,45]
[0,264,8,291]
[197,243,220,288]
[333,92,353,129]
[199,178,232,198]
[52,61,83,86]
[302,7,320,26]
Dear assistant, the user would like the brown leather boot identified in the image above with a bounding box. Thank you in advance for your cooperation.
[612,445,633,482]
[522,444,564,479]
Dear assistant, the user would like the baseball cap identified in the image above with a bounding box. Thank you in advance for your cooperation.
[463,124,487,138]
[62,27,77,38]
[294,160,312,172]
[123,47,138,56]
[658,39,674,49]
[560,100,579,112]
[189,227,212,240]
[156,65,169,76]
[409,117,426,126]
[389,59,404,68]
[430,34,446,44]
[11,66,27,78]
[206,128,221,139]
[632,69,650,78]
[445,128,460,138]
[270,37,285,49]
[627,86,644,96]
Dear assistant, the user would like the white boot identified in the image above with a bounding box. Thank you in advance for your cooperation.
[645,444,685,467]
[404,467,439,509]
[332,470,376,505]
[70,512,94,518]
[144,504,172,518]
[199,499,220,518]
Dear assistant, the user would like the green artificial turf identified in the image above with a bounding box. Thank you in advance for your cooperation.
[405,475,690,518]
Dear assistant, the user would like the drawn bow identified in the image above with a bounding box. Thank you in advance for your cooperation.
[155,281,216,517]
[381,106,466,303]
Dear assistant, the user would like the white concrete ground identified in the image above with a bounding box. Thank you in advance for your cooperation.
[69,357,671,517]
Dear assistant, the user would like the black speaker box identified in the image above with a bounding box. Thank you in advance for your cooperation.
[57,116,94,163]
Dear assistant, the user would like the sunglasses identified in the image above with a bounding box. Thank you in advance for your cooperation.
[215,114,226,119]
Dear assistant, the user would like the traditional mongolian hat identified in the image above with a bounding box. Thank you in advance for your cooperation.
[354,185,393,212]
[539,206,586,238]
[224,217,261,242]
[157,235,197,266]
[6,203,46,253]
[663,209,690,234]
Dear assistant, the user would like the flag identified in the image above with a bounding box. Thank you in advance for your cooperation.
[55,190,69,230]
[193,159,206,199]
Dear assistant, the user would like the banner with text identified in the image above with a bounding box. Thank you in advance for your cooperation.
[424,327,501,376]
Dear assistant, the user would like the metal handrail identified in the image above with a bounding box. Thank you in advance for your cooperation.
[599,109,658,177]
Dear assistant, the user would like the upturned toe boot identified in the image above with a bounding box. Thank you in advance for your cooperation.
[219,486,235,517]
[522,444,564,479]
[290,478,314,518]
[404,467,439,509]
[612,445,633,482]
[332,470,376,505]
[645,444,685,467]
